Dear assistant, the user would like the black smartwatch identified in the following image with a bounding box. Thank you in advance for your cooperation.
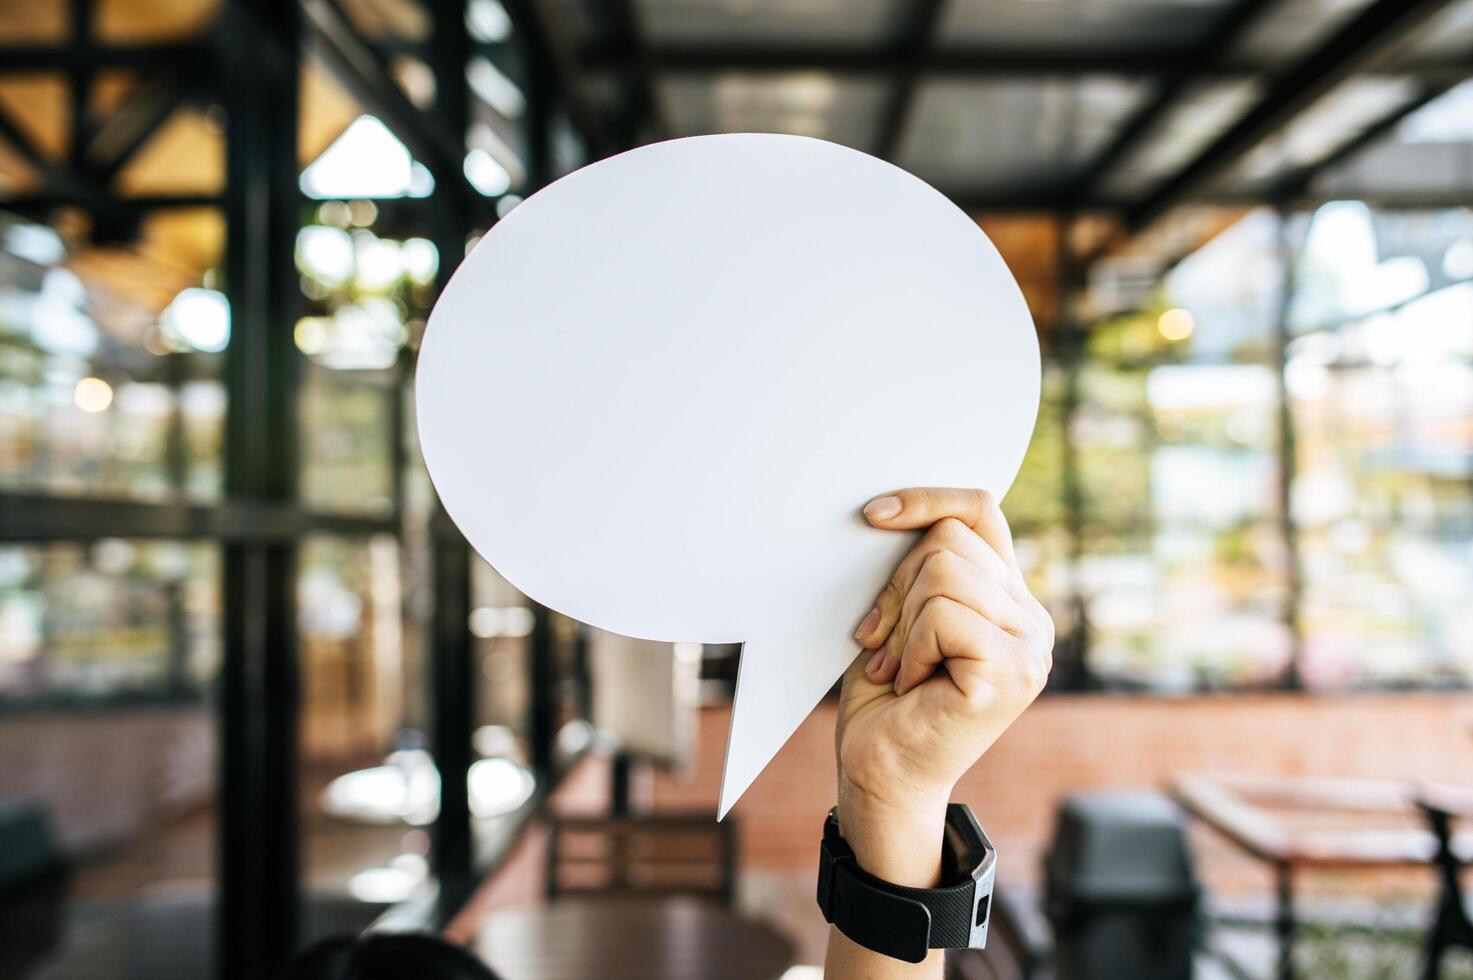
[817,803,996,963]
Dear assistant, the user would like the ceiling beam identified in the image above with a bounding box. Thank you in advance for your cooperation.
[1069,0,1280,205]
[90,69,194,182]
[0,98,148,241]
[1126,0,1461,231]
[502,0,616,157]
[1263,78,1462,201]
[0,40,207,72]
[301,0,490,215]
[873,0,946,161]
[572,39,1470,83]
[577,39,1221,77]
[603,0,665,146]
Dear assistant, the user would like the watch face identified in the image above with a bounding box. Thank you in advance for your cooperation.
[945,804,996,881]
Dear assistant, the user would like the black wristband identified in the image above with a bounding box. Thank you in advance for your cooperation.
[817,804,996,963]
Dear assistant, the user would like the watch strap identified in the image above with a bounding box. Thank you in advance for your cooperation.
[818,807,984,963]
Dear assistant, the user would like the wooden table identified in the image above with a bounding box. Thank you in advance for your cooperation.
[1173,773,1473,980]
[467,895,795,980]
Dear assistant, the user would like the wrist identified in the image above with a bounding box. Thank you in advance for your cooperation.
[836,776,950,888]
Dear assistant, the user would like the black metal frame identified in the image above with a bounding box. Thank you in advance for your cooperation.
[1125,0,1463,230]
[2,0,1472,974]
[3,1,1468,222]
[0,0,593,976]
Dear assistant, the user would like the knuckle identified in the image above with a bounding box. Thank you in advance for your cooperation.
[1023,652,1051,696]
[1012,636,1051,695]
[915,547,950,583]
[970,487,998,518]
[913,593,952,631]
[932,516,970,545]
[961,679,999,713]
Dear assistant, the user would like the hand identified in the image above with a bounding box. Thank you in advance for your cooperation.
[835,488,1054,888]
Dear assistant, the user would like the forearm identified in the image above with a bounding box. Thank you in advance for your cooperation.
[823,780,949,980]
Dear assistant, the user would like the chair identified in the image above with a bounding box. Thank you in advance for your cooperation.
[545,813,738,905]
[0,799,70,979]
[1419,798,1473,980]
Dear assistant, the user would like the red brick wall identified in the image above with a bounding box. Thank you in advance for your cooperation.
[650,693,1473,896]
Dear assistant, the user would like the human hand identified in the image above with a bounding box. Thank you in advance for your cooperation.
[834,488,1054,888]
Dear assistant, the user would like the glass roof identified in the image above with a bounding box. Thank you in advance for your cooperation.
[1395,0,1473,61]
[1102,80,1264,198]
[1310,81,1473,201]
[554,0,1473,212]
[8,0,1472,243]
[658,73,890,150]
[1230,0,1375,66]
[1218,76,1423,193]
[897,76,1147,193]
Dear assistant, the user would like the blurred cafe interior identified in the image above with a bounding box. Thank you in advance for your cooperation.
[2,0,1473,978]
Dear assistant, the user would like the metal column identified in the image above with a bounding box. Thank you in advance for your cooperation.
[218,0,303,976]
[1271,206,1306,691]
[423,0,477,921]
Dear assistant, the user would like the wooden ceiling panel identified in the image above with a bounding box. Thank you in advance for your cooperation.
[300,60,366,167]
[338,0,429,41]
[95,0,220,42]
[115,107,224,196]
[69,208,224,330]
[0,0,67,42]
[975,214,1061,333]
[0,74,70,161]
[0,138,41,196]
[91,70,146,121]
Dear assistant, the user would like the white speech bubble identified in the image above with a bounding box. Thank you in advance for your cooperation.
[417,134,1039,817]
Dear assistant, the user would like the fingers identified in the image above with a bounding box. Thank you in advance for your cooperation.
[876,550,1032,692]
[866,542,1031,686]
[854,487,1049,697]
[901,548,1033,643]
[898,597,1053,704]
[855,516,1011,651]
[863,487,1019,574]
[891,596,977,696]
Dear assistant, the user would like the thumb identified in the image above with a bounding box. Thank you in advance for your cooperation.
[840,647,891,706]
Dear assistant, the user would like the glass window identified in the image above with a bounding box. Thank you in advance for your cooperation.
[0,538,220,977]
[0,539,218,705]
[0,214,226,503]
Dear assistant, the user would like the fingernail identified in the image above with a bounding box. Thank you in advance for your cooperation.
[864,495,901,520]
[855,607,880,639]
[866,651,883,674]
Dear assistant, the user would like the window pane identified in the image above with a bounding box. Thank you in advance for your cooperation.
[1074,364,1150,530]
[1293,359,1473,687]
[299,363,397,516]
[0,212,226,503]
[0,540,218,704]
[301,534,435,918]
[295,212,433,516]
[1080,524,1291,690]
[0,538,220,976]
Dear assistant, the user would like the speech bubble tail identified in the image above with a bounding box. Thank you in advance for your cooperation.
[717,632,858,820]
